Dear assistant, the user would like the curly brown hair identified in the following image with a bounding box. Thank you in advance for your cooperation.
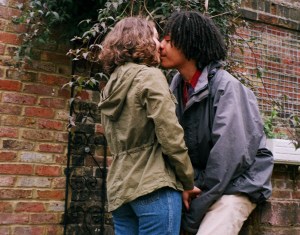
[99,17,159,75]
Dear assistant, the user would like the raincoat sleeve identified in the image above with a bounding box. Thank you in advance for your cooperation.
[137,67,194,190]
[182,72,265,233]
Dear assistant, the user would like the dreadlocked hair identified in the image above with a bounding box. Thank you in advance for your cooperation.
[163,11,227,68]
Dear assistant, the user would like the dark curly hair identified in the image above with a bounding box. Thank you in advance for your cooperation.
[163,11,227,68]
[99,17,159,75]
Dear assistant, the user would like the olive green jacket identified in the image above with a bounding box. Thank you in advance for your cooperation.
[99,63,194,212]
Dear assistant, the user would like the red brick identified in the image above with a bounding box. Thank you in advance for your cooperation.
[23,84,54,96]
[274,179,294,190]
[13,226,45,235]
[0,189,32,199]
[15,202,45,213]
[55,110,69,121]
[270,190,292,199]
[45,226,64,235]
[55,154,67,165]
[3,140,35,150]
[39,97,66,109]
[0,43,5,55]
[1,116,36,128]
[0,176,16,187]
[57,87,71,99]
[0,202,13,212]
[16,176,51,188]
[0,151,17,161]
[0,32,21,45]
[75,90,90,100]
[35,165,61,176]
[30,213,58,224]
[2,93,37,105]
[24,107,55,118]
[54,132,68,143]
[6,22,27,34]
[258,13,278,25]
[0,164,33,175]
[38,144,64,153]
[40,51,71,64]
[0,6,21,20]
[0,19,6,31]
[8,0,27,8]
[0,226,10,235]
[37,119,64,131]
[36,190,65,200]
[0,213,29,224]
[261,201,300,226]
[292,191,300,199]
[39,73,69,86]
[0,68,4,77]
[6,69,38,82]
[22,129,53,141]
[0,79,21,91]
[6,45,18,57]
[57,64,71,75]
[24,61,56,73]
[0,104,22,115]
[52,177,66,189]
[0,127,18,138]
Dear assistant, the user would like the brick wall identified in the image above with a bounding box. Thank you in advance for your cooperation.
[0,0,72,234]
[239,1,300,234]
[0,0,299,234]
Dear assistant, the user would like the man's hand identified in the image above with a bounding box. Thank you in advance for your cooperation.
[182,186,201,210]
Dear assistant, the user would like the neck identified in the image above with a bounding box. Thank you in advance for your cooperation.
[177,60,198,82]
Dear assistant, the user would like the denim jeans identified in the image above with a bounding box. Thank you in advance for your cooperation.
[112,187,182,235]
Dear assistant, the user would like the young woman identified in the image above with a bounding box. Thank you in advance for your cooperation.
[98,17,198,235]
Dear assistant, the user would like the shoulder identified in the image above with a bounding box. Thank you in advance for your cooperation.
[137,65,165,79]
[214,70,249,91]
[213,69,256,100]
[134,65,168,86]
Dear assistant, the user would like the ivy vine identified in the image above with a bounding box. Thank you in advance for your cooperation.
[13,0,300,148]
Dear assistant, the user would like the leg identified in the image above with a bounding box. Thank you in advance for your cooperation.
[112,203,138,235]
[196,194,257,235]
[131,187,182,235]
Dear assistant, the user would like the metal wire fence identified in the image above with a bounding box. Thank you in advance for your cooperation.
[233,24,300,117]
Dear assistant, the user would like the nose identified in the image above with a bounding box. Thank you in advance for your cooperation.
[160,39,166,49]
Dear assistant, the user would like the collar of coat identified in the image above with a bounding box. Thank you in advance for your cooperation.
[170,61,225,109]
[170,60,225,94]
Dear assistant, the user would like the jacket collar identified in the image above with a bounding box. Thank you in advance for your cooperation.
[170,61,224,94]
[169,61,224,110]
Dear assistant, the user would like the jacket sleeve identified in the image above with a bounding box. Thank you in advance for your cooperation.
[137,68,194,191]
[182,73,264,233]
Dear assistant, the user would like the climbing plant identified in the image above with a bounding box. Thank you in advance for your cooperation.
[14,0,299,149]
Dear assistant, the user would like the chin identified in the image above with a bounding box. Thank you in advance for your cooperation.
[160,62,170,69]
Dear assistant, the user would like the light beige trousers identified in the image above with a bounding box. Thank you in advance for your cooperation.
[196,194,256,235]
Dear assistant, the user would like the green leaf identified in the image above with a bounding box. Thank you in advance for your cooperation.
[52,11,60,20]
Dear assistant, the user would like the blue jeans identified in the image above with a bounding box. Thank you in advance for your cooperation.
[112,187,182,235]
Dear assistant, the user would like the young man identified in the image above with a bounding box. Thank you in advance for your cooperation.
[160,11,274,235]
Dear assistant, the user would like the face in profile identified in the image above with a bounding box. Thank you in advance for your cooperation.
[160,35,189,70]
